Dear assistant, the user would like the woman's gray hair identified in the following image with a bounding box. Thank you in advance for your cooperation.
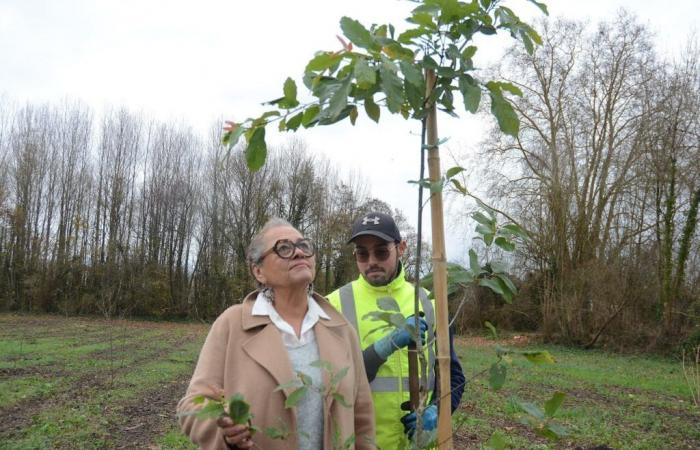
[247,217,295,265]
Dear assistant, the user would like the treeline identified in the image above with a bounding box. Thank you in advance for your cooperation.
[464,12,699,348]
[0,101,426,319]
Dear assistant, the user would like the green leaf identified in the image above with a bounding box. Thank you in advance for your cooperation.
[349,105,358,125]
[495,236,516,252]
[469,249,479,273]
[422,54,438,69]
[526,0,549,15]
[451,178,467,194]
[379,60,404,114]
[490,260,507,274]
[487,82,519,137]
[517,400,545,420]
[331,366,350,386]
[195,400,226,420]
[397,27,429,44]
[283,77,298,107]
[480,277,505,296]
[340,17,375,49]
[310,360,333,371]
[377,296,400,312]
[323,76,352,120]
[462,45,477,60]
[285,112,304,131]
[484,430,507,450]
[446,166,465,180]
[222,124,246,149]
[399,60,424,89]
[264,423,290,440]
[354,58,376,89]
[408,12,437,29]
[498,82,523,97]
[193,395,206,405]
[544,391,566,417]
[404,78,424,114]
[382,42,414,61]
[364,96,380,123]
[496,273,517,296]
[274,379,302,392]
[302,105,320,128]
[459,75,481,113]
[488,363,507,390]
[545,422,569,438]
[389,312,405,329]
[333,392,352,408]
[520,30,534,56]
[228,394,251,424]
[484,320,498,339]
[285,386,308,408]
[494,276,514,303]
[298,372,313,386]
[306,52,342,73]
[521,350,556,365]
[475,223,493,237]
[472,211,494,227]
[245,127,267,171]
[501,223,529,240]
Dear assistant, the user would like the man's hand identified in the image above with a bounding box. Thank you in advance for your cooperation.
[217,416,253,449]
[400,404,438,439]
[374,315,428,359]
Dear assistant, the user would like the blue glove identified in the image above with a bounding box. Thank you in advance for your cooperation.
[374,315,428,359]
[400,404,438,439]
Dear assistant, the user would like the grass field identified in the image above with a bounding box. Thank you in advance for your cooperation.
[1,313,697,449]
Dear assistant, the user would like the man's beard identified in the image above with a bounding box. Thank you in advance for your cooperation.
[362,262,399,286]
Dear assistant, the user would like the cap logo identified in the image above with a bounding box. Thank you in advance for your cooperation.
[362,216,381,225]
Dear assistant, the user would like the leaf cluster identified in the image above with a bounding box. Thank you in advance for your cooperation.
[421,204,528,303]
[223,0,548,171]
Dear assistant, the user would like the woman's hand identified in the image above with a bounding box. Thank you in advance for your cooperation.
[217,416,254,449]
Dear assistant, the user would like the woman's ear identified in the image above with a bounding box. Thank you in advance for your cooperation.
[251,263,266,285]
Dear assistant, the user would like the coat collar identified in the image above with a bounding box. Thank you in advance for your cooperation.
[239,290,350,400]
[241,290,346,331]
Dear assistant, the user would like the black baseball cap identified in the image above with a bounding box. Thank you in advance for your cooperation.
[348,212,402,243]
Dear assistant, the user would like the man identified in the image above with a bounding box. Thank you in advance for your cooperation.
[327,211,465,449]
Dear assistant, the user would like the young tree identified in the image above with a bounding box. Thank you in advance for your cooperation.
[222,1,548,447]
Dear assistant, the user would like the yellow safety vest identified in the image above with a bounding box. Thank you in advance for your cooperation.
[327,268,435,450]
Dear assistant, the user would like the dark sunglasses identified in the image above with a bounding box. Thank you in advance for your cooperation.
[353,244,397,263]
[258,238,315,262]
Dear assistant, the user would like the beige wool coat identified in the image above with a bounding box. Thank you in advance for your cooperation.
[177,291,376,449]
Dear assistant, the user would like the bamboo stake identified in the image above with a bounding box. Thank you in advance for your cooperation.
[425,69,452,449]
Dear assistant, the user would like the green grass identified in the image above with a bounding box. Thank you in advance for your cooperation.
[1,314,697,449]
[454,337,699,449]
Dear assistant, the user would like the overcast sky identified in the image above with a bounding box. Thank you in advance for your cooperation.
[1,0,697,263]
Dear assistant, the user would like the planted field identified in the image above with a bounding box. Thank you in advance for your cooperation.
[1,314,697,449]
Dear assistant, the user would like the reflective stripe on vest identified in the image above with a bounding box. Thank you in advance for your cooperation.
[338,283,436,393]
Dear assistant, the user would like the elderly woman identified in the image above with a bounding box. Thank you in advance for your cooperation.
[177,218,375,450]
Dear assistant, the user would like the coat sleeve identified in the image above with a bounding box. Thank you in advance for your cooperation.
[177,310,233,450]
[349,325,377,449]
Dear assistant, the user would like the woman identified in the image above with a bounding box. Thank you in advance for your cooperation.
[177,218,375,449]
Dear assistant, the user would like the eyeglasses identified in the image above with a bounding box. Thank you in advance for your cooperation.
[258,238,315,262]
[353,244,397,263]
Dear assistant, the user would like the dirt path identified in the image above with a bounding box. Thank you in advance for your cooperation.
[107,375,192,449]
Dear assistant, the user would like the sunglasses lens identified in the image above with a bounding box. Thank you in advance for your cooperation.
[354,246,392,262]
[354,249,370,262]
[374,248,391,261]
